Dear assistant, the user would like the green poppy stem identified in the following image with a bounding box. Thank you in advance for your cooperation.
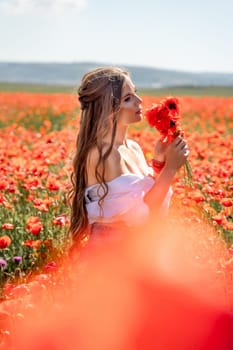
[183,159,193,186]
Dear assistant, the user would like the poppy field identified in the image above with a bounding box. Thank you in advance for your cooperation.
[0,91,233,280]
[0,91,233,346]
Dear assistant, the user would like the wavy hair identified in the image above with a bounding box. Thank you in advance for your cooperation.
[68,67,129,245]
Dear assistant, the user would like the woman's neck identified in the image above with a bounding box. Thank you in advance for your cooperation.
[104,124,128,147]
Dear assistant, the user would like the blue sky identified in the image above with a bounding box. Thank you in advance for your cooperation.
[1,0,233,73]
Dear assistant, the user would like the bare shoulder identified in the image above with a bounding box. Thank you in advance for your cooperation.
[127,139,144,154]
[127,138,150,170]
[87,145,120,167]
[86,145,122,186]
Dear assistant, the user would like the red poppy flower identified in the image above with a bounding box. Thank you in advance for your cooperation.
[145,96,181,142]
[221,198,232,207]
[53,215,67,226]
[145,96,192,183]
[28,223,43,236]
[2,223,14,230]
[212,214,224,225]
[23,239,42,249]
[0,235,12,249]
[192,192,206,203]
[163,96,180,115]
[43,261,58,272]
[0,179,9,190]
[26,216,40,228]
[26,216,43,235]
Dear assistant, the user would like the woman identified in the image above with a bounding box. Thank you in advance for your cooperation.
[68,66,189,248]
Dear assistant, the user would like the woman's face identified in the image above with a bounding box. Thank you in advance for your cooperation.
[116,76,143,126]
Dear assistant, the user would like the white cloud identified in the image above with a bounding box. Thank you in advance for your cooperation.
[0,0,87,14]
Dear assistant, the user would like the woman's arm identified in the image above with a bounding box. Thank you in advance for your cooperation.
[144,137,189,211]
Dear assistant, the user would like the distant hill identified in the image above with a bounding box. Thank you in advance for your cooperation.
[0,62,233,88]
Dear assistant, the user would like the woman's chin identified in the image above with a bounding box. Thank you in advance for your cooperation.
[135,113,143,121]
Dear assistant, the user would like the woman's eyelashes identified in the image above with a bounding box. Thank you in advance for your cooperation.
[124,90,138,102]
[124,95,132,102]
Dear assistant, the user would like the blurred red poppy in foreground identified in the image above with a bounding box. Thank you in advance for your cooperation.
[13,218,233,350]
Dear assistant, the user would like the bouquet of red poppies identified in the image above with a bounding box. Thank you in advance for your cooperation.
[145,96,193,184]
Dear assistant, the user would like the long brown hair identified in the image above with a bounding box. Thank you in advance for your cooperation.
[68,67,129,244]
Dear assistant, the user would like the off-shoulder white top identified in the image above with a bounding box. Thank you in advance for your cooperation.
[85,173,173,226]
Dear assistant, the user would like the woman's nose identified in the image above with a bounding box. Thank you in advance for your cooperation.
[136,94,142,103]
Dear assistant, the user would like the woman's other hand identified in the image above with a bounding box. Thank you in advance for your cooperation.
[165,136,189,171]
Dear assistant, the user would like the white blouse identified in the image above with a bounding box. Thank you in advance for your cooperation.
[84,173,173,227]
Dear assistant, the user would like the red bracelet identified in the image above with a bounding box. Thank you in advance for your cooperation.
[151,159,165,174]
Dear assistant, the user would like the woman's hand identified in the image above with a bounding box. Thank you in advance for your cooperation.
[164,136,189,171]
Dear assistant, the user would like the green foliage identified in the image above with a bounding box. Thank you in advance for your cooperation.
[0,185,70,286]
[138,86,233,97]
[0,82,75,94]
[1,82,233,97]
